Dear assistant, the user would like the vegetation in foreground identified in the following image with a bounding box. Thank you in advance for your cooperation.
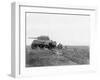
[26,46,89,67]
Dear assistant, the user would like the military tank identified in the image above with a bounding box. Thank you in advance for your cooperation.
[30,36,57,50]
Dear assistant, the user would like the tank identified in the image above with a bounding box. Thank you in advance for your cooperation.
[30,36,57,50]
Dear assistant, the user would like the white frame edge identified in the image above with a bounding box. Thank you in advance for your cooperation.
[11,2,97,78]
[11,2,20,78]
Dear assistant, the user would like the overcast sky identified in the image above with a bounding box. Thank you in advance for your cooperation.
[26,13,90,46]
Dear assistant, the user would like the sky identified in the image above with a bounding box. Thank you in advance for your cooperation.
[26,13,90,46]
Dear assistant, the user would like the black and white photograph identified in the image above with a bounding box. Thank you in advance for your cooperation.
[8,0,100,78]
[25,12,90,67]
[10,2,97,77]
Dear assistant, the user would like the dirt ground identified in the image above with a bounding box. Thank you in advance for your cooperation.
[26,46,89,67]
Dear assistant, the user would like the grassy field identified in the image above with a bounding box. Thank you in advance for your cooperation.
[26,46,89,67]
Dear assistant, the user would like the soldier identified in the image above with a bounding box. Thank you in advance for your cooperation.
[57,43,63,49]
